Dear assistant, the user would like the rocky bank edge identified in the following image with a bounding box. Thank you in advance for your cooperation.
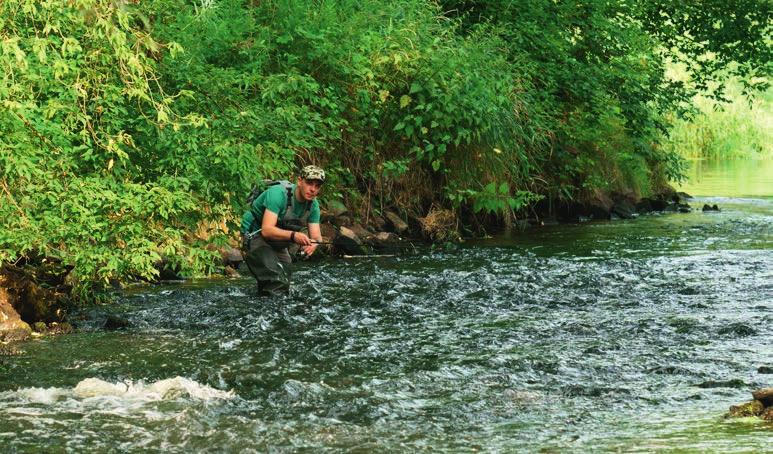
[2,187,710,341]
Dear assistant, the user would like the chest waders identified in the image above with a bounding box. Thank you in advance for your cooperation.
[242,185,311,295]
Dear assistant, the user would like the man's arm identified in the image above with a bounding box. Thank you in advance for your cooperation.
[302,223,322,256]
[261,210,311,246]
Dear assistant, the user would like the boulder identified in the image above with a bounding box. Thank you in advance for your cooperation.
[586,191,614,220]
[366,232,401,249]
[725,400,764,418]
[320,222,337,241]
[349,223,372,241]
[611,201,637,219]
[758,366,773,374]
[368,215,387,232]
[333,226,367,256]
[764,407,773,421]
[323,200,348,218]
[104,315,130,331]
[221,247,243,267]
[752,388,773,407]
[384,211,409,234]
[635,198,654,213]
[0,287,32,342]
[702,204,720,212]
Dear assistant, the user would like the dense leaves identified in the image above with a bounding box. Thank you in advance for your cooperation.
[1,0,769,301]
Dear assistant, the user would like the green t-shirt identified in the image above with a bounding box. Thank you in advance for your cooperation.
[241,184,320,234]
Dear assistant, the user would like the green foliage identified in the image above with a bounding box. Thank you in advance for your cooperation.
[1,0,768,302]
[666,84,773,160]
[0,0,218,298]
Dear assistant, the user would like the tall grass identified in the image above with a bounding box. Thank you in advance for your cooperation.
[666,84,773,160]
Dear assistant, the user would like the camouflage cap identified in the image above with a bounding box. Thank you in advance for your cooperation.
[300,165,325,183]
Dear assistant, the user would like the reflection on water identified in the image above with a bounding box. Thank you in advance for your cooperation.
[677,159,773,198]
[1,163,771,452]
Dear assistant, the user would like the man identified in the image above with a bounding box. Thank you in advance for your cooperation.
[240,165,325,295]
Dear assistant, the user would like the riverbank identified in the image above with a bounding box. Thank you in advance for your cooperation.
[1,185,701,342]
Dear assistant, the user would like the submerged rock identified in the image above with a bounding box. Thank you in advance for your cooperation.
[0,343,23,356]
[726,400,764,418]
[104,315,130,331]
[758,366,773,374]
[696,379,746,389]
[726,388,773,420]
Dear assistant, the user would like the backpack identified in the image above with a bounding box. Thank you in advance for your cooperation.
[246,179,292,206]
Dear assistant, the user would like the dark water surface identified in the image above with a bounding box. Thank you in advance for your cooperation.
[2,177,772,452]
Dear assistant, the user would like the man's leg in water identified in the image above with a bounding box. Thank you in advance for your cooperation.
[244,236,292,295]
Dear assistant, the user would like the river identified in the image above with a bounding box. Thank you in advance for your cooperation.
[1,160,771,452]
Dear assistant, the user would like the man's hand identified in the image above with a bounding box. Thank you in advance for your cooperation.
[292,231,312,246]
[302,243,318,257]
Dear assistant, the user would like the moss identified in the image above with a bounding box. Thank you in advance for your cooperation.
[33,321,48,333]
[725,400,764,418]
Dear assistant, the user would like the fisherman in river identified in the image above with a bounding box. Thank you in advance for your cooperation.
[240,165,325,295]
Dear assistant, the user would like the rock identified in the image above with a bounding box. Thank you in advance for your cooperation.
[221,247,243,267]
[0,343,23,356]
[1,288,32,342]
[696,379,746,389]
[702,204,720,212]
[677,203,692,213]
[332,215,352,228]
[763,407,773,421]
[751,388,773,407]
[725,400,764,418]
[332,226,367,256]
[676,191,693,201]
[1,263,68,323]
[758,366,773,374]
[48,322,73,335]
[650,198,669,211]
[366,231,401,249]
[349,223,372,240]
[32,321,48,333]
[635,198,654,213]
[587,191,614,219]
[611,201,637,219]
[320,222,337,241]
[384,211,409,235]
[104,315,130,331]
[718,322,756,337]
[323,200,348,218]
[368,215,387,232]
[223,265,240,278]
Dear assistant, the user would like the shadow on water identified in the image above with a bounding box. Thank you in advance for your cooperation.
[1,198,771,451]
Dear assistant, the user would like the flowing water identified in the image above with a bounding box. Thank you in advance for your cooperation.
[2,160,772,452]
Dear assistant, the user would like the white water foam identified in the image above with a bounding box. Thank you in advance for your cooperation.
[3,376,234,405]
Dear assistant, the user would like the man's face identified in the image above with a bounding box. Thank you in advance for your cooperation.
[297,178,323,201]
